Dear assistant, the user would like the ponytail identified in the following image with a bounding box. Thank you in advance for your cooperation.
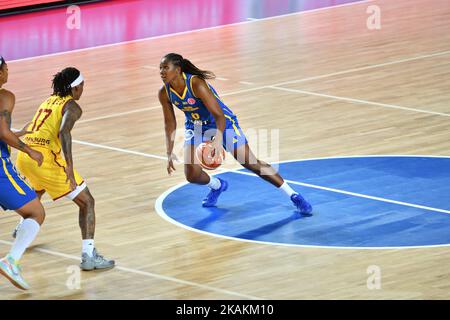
[163,53,215,80]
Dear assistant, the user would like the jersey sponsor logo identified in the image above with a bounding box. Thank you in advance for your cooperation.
[187,98,196,105]
[181,106,199,112]
[24,136,51,146]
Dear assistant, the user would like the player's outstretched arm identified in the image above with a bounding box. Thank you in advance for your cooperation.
[13,121,33,137]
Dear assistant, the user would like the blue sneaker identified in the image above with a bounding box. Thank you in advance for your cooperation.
[291,193,313,214]
[202,178,228,207]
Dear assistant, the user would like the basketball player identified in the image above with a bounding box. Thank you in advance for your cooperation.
[14,67,114,271]
[0,56,45,290]
[158,53,312,213]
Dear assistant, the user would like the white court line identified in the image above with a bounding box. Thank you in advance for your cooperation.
[215,77,229,81]
[238,81,254,85]
[70,139,450,215]
[218,50,450,97]
[229,170,450,215]
[77,106,161,124]
[271,49,450,88]
[155,156,450,250]
[72,140,167,160]
[71,48,450,125]
[268,86,450,117]
[0,240,261,299]
[8,0,374,63]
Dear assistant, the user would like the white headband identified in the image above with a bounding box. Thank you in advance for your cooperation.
[0,57,3,67]
[70,74,84,87]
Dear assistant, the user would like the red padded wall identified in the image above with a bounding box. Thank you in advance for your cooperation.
[0,1,61,10]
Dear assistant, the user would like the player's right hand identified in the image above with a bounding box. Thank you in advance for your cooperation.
[167,153,178,175]
[210,139,224,165]
[28,149,43,167]
[16,121,33,137]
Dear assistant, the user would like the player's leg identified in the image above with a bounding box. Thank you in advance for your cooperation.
[232,142,312,214]
[12,190,45,238]
[232,143,284,187]
[22,149,114,271]
[71,187,115,271]
[0,198,44,290]
[184,144,210,184]
[72,186,95,239]
[184,144,228,207]
[12,152,46,238]
[0,157,45,290]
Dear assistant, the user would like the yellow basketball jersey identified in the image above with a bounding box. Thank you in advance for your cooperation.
[24,95,73,153]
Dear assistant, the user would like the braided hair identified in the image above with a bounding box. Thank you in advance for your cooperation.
[52,67,81,97]
[163,53,215,80]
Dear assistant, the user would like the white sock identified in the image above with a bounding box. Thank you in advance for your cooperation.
[82,239,95,257]
[9,218,40,261]
[279,182,297,198]
[14,217,25,233]
[207,176,221,190]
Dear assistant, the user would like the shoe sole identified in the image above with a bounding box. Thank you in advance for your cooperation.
[0,266,29,290]
[299,206,313,215]
[202,182,228,207]
[80,264,115,271]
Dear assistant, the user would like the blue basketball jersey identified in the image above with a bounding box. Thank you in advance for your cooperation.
[0,89,36,210]
[164,72,236,129]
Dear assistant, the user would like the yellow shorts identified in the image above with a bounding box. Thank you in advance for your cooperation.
[16,148,85,201]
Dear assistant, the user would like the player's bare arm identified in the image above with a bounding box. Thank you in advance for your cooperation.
[13,121,33,137]
[159,86,178,174]
[59,100,82,189]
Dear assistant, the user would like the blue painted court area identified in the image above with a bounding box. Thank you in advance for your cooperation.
[156,156,450,248]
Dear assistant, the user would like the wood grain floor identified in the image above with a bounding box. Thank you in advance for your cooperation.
[1,0,450,299]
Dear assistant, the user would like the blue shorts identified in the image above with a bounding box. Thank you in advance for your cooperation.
[0,157,37,211]
[185,116,248,152]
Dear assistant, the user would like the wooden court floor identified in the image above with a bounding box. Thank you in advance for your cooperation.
[1,0,450,299]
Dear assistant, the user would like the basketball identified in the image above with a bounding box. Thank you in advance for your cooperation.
[195,142,225,170]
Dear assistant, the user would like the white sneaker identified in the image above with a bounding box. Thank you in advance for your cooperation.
[0,255,30,290]
[80,248,115,271]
